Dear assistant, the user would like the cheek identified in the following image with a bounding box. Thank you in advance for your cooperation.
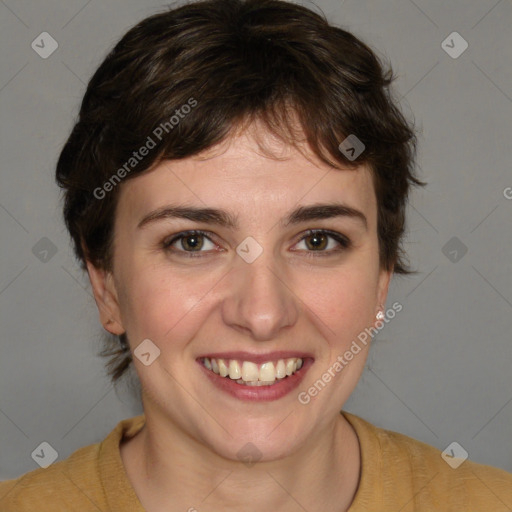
[301,262,380,341]
[117,261,219,344]
[116,237,380,351]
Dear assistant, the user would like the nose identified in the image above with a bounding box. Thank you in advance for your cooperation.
[221,246,299,341]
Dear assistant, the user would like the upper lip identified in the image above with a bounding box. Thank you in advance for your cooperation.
[197,351,314,364]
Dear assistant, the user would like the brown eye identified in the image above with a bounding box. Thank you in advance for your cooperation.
[294,229,351,256]
[179,233,205,251]
[163,230,217,257]
[304,232,328,251]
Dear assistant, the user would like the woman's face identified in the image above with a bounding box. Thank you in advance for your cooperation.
[89,122,391,461]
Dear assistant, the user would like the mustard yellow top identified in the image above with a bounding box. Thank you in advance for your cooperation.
[1,412,511,511]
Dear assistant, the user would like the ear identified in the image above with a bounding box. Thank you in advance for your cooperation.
[85,260,125,335]
[375,267,393,316]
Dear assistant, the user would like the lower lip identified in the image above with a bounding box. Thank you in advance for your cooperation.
[197,359,313,402]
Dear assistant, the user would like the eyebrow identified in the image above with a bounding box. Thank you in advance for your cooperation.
[137,202,368,231]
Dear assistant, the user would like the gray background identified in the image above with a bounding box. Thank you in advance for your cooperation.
[1,0,511,481]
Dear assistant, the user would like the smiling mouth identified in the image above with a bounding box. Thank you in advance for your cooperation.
[200,357,304,386]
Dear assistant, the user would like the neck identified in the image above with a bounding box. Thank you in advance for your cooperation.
[121,408,361,512]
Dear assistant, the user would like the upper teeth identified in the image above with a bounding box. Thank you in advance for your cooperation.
[203,357,303,383]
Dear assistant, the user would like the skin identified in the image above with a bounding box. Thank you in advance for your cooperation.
[87,120,392,511]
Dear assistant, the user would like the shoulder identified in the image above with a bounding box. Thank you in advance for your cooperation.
[0,442,102,511]
[343,411,512,511]
[0,415,145,512]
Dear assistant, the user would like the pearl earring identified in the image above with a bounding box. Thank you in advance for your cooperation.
[376,308,384,320]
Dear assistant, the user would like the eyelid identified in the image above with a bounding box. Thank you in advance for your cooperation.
[162,228,351,257]
[304,229,351,245]
[162,229,220,252]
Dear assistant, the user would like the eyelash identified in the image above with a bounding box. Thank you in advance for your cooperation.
[161,229,351,259]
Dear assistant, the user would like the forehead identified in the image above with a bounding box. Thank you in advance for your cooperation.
[117,125,377,227]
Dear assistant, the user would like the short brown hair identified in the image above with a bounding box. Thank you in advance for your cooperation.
[56,0,424,382]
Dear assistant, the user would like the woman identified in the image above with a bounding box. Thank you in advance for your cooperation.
[1,0,511,510]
